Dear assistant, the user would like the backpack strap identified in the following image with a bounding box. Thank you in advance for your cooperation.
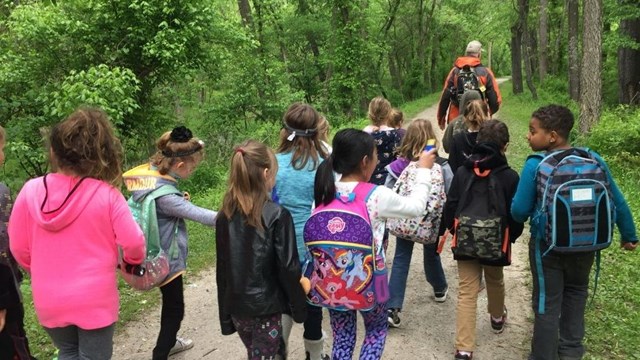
[142,185,183,259]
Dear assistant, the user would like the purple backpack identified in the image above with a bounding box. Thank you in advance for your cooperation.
[303,182,389,311]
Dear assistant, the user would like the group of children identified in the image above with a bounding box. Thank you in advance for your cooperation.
[0,98,637,360]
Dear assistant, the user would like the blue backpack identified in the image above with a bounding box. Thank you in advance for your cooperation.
[303,182,388,311]
[531,148,615,313]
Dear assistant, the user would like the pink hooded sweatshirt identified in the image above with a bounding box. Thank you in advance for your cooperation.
[9,174,145,329]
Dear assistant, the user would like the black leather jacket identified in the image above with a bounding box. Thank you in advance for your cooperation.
[215,200,307,335]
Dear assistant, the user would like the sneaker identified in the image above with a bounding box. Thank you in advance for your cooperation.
[387,308,401,328]
[305,352,330,360]
[169,337,194,356]
[434,286,448,302]
[491,307,508,334]
[454,350,473,360]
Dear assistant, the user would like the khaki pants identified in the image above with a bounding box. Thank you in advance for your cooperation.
[455,260,505,351]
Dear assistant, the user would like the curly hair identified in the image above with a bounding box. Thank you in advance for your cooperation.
[531,104,574,139]
[49,107,123,187]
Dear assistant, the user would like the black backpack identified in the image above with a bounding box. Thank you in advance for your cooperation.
[450,65,486,106]
[451,164,510,261]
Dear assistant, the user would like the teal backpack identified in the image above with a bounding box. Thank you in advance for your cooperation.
[120,185,182,291]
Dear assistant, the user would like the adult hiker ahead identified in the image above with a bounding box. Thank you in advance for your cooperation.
[437,40,502,130]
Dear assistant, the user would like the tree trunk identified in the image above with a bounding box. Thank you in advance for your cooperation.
[522,0,538,100]
[579,0,603,134]
[567,0,580,101]
[538,0,549,81]
[511,24,524,94]
[237,0,253,27]
[618,10,640,104]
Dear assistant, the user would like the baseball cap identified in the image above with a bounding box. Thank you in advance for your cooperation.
[466,40,483,55]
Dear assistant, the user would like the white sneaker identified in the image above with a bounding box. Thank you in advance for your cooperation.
[169,337,194,356]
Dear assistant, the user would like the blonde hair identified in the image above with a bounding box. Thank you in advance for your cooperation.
[277,103,327,170]
[151,126,204,175]
[367,96,392,127]
[397,119,437,160]
[388,109,404,129]
[463,100,490,130]
[49,107,123,187]
[221,140,277,230]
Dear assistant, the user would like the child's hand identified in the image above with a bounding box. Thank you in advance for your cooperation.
[621,242,638,251]
[417,148,437,169]
[183,192,191,201]
[0,309,5,332]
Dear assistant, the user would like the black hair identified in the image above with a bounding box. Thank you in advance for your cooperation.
[531,104,574,139]
[314,129,375,206]
[477,119,510,148]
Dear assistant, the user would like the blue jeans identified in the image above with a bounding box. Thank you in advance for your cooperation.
[529,241,595,360]
[387,237,448,310]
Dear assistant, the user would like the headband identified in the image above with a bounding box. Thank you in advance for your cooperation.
[161,126,204,157]
[283,123,317,141]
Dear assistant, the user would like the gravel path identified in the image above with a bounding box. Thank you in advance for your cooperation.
[113,84,532,359]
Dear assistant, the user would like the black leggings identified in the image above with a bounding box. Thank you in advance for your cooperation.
[152,275,184,360]
[303,304,324,340]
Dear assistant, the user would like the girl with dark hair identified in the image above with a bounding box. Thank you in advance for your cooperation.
[311,128,436,359]
[123,126,218,359]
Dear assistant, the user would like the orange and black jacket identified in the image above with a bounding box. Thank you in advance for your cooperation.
[437,56,502,128]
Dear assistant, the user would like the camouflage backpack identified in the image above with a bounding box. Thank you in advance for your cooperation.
[451,164,510,261]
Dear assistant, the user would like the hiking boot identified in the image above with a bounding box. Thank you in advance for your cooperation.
[491,307,508,334]
[434,286,448,302]
[387,308,401,328]
[169,337,194,356]
[454,350,473,360]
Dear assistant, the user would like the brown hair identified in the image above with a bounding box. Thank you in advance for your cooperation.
[221,140,277,230]
[388,108,404,129]
[151,126,204,175]
[478,119,510,148]
[49,107,123,187]
[277,103,327,170]
[317,115,330,143]
[397,119,437,160]
[463,100,490,130]
[367,96,392,127]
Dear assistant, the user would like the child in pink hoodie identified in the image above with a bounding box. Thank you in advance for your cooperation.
[9,108,146,359]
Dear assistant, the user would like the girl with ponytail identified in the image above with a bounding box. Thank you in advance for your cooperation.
[216,140,308,359]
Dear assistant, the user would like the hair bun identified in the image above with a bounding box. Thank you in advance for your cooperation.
[170,126,193,143]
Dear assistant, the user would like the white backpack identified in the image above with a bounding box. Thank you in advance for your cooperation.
[386,162,446,244]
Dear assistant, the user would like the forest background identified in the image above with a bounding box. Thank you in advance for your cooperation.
[0,0,638,358]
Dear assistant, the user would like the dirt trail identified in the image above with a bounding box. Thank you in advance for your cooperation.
[114,83,532,359]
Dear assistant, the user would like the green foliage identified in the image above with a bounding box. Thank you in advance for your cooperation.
[582,106,640,156]
[45,65,140,129]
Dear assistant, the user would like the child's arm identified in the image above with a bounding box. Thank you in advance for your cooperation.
[506,171,525,242]
[273,208,307,323]
[215,216,236,335]
[110,189,146,265]
[375,168,432,219]
[591,153,638,244]
[510,156,542,223]
[443,168,465,231]
[156,194,218,226]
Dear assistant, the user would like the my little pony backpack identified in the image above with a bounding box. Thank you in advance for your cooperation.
[303,182,388,311]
